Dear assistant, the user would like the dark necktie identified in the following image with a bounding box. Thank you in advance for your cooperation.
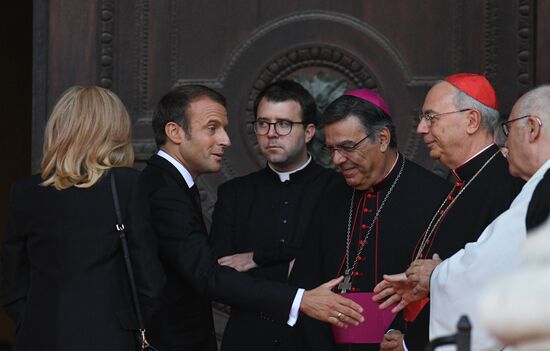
[190,184,202,209]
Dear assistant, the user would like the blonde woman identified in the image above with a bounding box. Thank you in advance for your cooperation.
[2,86,164,351]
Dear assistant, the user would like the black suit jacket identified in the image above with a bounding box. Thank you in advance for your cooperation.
[1,168,164,351]
[140,155,297,351]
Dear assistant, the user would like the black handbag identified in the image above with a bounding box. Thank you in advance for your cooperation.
[110,171,159,351]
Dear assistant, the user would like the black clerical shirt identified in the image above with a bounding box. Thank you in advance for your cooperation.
[210,160,341,351]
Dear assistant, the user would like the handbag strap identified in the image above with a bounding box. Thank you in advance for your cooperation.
[110,170,151,349]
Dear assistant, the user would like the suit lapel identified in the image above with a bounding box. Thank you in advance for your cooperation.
[147,154,203,211]
[148,154,188,188]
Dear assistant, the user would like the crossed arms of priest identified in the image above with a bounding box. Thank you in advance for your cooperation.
[372,254,442,312]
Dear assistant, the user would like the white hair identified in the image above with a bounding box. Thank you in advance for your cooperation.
[454,89,501,136]
[516,84,550,128]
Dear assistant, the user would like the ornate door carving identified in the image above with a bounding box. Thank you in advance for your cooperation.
[35,1,537,218]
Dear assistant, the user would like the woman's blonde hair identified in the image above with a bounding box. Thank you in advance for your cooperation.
[41,86,134,189]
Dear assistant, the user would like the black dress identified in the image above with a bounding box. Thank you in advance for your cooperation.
[1,168,165,351]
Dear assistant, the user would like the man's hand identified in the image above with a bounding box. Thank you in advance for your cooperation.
[373,254,442,313]
[402,253,441,302]
[300,276,365,328]
[372,272,409,309]
[217,252,258,272]
[381,329,405,351]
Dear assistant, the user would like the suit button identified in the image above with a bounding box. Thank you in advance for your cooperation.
[283,200,289,205]
[273,339,280,346]
[282,219,287,224]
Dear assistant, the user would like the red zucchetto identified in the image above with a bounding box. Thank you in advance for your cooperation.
[444,73,498,110]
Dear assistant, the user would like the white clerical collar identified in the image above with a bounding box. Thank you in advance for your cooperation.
[382,152,399,181]
[157,150,194,189]
[454,143,495,170]
[268,155,312,182]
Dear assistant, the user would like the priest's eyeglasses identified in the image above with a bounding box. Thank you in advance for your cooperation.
[323,134,371,154]
[501,115,542,137]
[418,108,472,126]
[251,119,306,136]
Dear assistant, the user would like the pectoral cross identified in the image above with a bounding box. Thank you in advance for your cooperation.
[338,274,352,293]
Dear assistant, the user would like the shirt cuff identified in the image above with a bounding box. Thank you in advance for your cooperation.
[287,288,305,326]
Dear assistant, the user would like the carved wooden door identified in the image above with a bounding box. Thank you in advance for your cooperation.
[34,0,537,221]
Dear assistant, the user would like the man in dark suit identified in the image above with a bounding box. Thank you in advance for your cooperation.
[209,80,342,351]
[140,85,364,351]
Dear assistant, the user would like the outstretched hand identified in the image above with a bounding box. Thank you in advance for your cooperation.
[373,254,442,313]
[372,273,409,310]
[403,253,441,300]
[300,276,365,328]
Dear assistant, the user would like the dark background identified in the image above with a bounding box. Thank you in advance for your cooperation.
[1,0,32,347]
[1,0,549,348]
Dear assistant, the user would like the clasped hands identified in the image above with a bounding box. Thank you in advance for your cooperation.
[372,254,442,312]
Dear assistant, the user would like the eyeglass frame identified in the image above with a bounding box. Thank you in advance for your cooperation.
[323,134,371,155]
[418,108,472,125]
[501,115,542,137]
[250,119,306,136]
